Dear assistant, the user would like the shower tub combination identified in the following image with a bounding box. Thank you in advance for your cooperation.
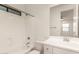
[1,42,41,54]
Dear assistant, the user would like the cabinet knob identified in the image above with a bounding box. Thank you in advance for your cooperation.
[46,48,48,50]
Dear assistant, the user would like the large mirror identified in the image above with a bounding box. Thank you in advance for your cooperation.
[61,9,74,37]
[50,4,79,37]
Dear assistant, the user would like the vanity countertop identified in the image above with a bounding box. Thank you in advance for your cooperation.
[36,36,79,53]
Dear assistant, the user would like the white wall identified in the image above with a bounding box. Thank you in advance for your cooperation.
[9,4,50,41]
[0,4,50,53]
[50,4,75,36]
[0,11,26,53]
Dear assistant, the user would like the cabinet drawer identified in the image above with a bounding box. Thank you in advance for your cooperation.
[53,47,77,54]
[44,45,53,54]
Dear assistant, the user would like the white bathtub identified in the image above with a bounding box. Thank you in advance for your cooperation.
[6,45,40,54]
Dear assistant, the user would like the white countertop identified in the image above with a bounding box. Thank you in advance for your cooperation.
[36,36,79,52]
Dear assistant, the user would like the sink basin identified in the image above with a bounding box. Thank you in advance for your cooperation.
[36,36,79,52]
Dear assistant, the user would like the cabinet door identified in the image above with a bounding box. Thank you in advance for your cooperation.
[44,45,53,54]
[53,47,77,54]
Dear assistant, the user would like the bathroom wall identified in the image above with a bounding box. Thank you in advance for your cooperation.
[0,4,50,53]
[9,4,50,41]
[50,4,75,36]
[0,11,26,53]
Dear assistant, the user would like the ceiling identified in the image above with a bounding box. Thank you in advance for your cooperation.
[8,4,59,11]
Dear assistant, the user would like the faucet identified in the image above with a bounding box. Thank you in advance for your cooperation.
[63,37,70,42]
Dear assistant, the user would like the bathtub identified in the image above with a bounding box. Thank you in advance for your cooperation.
[6,45,40,54]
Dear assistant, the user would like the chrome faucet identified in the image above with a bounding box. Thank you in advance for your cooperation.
[63,37,70,42]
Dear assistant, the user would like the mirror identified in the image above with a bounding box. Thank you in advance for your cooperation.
[61,9,73,37]
[50,4,79,37]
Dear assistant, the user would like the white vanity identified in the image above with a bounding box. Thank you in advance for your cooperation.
[46,4,79,54]
[36,36,79,54]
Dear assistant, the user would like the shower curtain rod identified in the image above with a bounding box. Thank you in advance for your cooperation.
[3,4,34,17]
[21,10,34,17]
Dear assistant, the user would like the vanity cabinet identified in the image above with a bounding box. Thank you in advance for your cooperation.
[44,45,78,54]
[52,47,77,54]
[44,45,53,54]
